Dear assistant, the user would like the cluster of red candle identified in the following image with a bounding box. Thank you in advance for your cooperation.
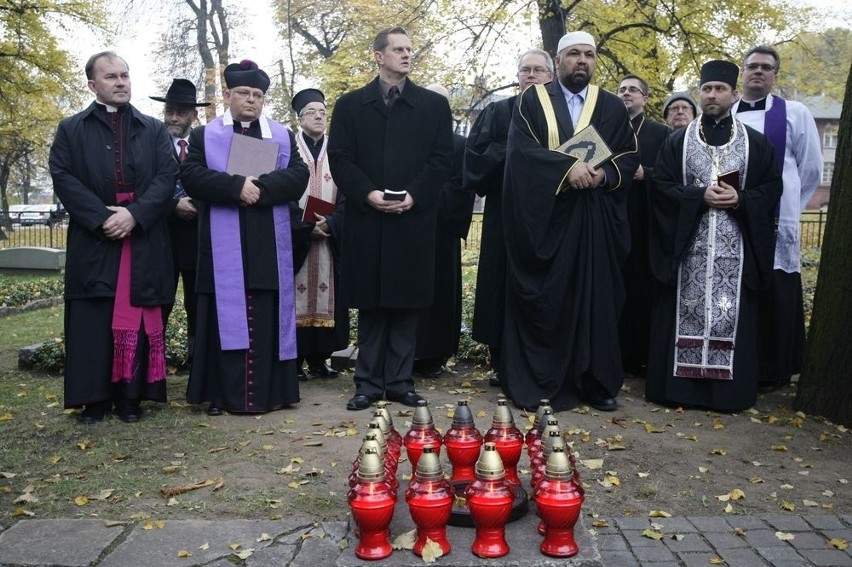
[346,396,585,560]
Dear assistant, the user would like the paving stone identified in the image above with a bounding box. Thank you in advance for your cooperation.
[622,530,665,548]
[663,533,712,553]
[289,529,346,567]
[244,543,298,566]
[703,532,750,550]
[686,516,730,532]
[765,562,811,567]
[842,515,852,525]
[637,563,679,567]
[726,516,769,530]
[596,534,628,551]
[632,545,676,563]
[0,519,124,567]
[805,515,847,531]
[617,517,653,530]
[762,514,812,531]
[717,547,771,565]
[787,530,834,549]
[743,528,791,548]
[822,529,852,542]
[757,545,809,563]
[98,520,294,567]
[798,548,852,566]
[598,550,640,567]
[676,552,722,567]
[649,517,697,533]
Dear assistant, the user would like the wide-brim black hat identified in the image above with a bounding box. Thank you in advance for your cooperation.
[149,78,210,106]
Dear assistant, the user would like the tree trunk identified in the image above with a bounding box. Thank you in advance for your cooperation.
[537,0,566,59]
[795,62,852,426]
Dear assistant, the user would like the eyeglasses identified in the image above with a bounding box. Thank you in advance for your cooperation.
[667,104,693,113]
[299,108,327,118]
[518,66,550,75]
[618,85,646,95]
[744,63,776,72]
[231,89,264,100]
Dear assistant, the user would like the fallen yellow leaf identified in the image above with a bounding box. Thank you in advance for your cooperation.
[641,528,664,540]
[780,500,796,511]
[177,550,191,558]
[649,510,672,518]
[775,531,795,541]
[710,557,726,564]
[74,495,88,506]
[421,538,444,563]
[828,538,848,551]
[229,543,242,551]
[771,444,789,452]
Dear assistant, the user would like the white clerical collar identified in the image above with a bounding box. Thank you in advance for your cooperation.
[223,111,272,138]
[99,102,120,113]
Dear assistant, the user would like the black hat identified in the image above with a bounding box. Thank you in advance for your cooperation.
[223,59,270,93]
[291,88,325,115]
[700,60,739,89]
[149,78,210,106]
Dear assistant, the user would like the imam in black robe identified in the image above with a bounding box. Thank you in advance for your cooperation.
[415,133,474,364]
[645,115,781,412]
[180,117,309,413]
[501,80,639,412]
[620,114,670,374]
[463,96,516,359]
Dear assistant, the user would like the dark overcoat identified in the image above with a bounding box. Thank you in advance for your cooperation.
[327,77,454,309]
[49,102,178,305]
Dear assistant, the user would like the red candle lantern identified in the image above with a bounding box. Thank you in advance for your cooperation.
[403,400,443,474]
[375,401,403,450]
[484,398,524,485]
[405,445,455,557]
[530,418,561,489]
[366,422,399,494]
[465,442,514,558]
[348,447,396,560]
[525,401,553,458]
[534,445,585,557]
[443,400,483,483]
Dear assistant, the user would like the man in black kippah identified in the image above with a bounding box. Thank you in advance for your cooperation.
[179,59,310,415]
[645,59,783,412]
[290,88,348,381]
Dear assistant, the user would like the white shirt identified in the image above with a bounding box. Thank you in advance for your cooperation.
[733,94,823,273]
[558,83,589,130]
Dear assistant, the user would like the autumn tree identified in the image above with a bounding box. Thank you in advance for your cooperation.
[777,28,852,102]
[795,62,852,427]
[0,0,106,233]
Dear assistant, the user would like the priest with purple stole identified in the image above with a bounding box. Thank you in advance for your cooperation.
[180,60,309,415]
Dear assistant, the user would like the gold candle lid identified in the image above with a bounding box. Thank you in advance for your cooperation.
[544,445,574,480]
[415,445,444,481]
[491,397,516,428]
[534,404,554,431]
[475,442,506,480]
[542,429,565,459]
[451,400,475,429]
[357,448,387,482]
[540,417,561,443]
[359,434,383,460]
[371,410,392,439]
[375,401,396,430]
[412,399,435,429]
[367,420,388,453]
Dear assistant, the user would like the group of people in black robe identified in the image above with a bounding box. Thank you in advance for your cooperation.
[51,30,813,423]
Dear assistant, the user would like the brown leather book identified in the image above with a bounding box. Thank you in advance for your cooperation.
[301,195,336,222]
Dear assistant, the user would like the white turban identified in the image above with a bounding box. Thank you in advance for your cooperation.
[557,31,596,54]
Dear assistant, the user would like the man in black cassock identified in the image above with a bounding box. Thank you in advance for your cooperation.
[328,27,453,411]
[501,31,639,412]
[617,74,670,377]
[50,52,177,424]
[413,84,474,379]
[645,60,782,412]
[180,60,309,415]
[464,49,554,387]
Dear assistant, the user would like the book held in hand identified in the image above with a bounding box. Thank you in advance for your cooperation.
[382,189,406,201]
[301,195,336,222]
[226,134,280,177]
[717,170,740,191]
[555,124,613,169]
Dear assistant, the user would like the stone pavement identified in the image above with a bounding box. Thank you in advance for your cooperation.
[1,510,851,566]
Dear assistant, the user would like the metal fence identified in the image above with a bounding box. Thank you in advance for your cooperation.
[0,210,828,252]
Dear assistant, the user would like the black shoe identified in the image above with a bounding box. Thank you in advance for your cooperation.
[347,394,378,411]
[206,405,223,416]
[116,399,142,423]
[308,362,339,378]
[79,403,108,424]
[297,368,308,381]
[421,365,444,379]
[386,391,425,408]
[488,371,501,387]
[582,377,618,412]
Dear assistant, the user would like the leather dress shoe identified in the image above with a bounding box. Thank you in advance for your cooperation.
[488,371,501,387]
[582,380,618,412]
[421,365,444,379]
[346,394,377,411]
[308,362,340,378]
[116,399,142,423]
[386,391,425,408]
[78,403,108,424]
[206,404,223,416]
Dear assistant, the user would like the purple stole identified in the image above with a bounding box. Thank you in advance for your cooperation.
[763,96,787,220]
[203,116,297,360]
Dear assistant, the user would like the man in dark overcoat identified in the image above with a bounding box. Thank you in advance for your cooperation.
[49,51,178,424]
[328,26,454,410]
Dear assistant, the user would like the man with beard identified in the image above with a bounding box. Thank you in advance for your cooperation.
[180,60,309,415]
[617,74,669,377]
[464,49,553,388]
[646,60,782,412]
[328,27,453,410]
[501,31,639,412]
[150,79,210,371]
[49,51,177,423]
[731,45,822,390]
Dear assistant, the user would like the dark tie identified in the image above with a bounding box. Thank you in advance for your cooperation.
[387,85,399,108]
[177,139,187,162]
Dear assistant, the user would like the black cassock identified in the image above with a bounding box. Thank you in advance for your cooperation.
[501,82,639,412]
[416,133,474,360]
[464,96,516,350]
[645,120,781,412]
[620,114,670,373]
